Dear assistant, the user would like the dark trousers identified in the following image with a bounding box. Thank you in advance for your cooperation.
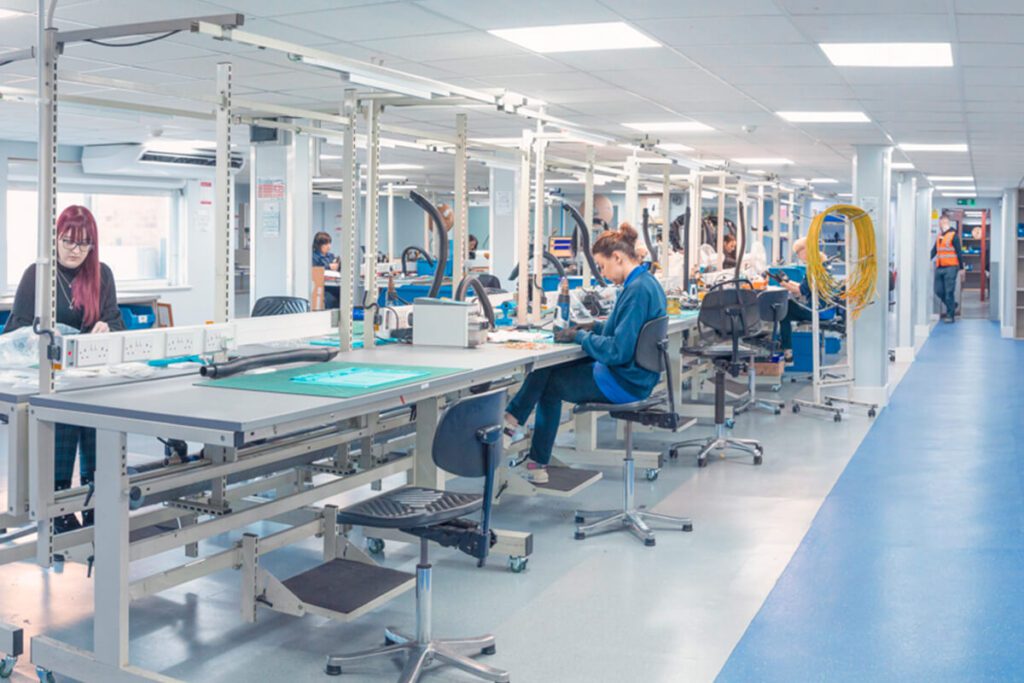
[934,266,958,318]
[506,360,610,465]
[779,303,814,350]
[54,424,96,490]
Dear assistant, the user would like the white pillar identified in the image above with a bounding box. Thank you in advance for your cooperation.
[852,144,893,406]
[490,167,517,291]
[1001,188,1019,338]
[894,173,916,362]
[914,186,934,347]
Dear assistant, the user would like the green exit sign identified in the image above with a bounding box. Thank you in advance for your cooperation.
[956,198,976,206]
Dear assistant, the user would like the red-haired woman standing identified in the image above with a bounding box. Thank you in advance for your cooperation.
[4,205,124,531]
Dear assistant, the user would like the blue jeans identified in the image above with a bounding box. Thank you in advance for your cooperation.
[506,360,610,465]
[934,266,958,319]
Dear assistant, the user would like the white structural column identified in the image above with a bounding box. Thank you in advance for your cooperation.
[490,167,517,291]
[386,184,395,261]
[214,63,233,322]
[1001,188,1019,337]
[515,131,532,326]
[771,186,781,262]
[337,89,358,351]
[581,146,595,282]
[914,185,934,346]
[894,173,917,362]
[661,168,671,273]
[287,130,312,304]
[452,113,468,282]
[851,144,893,406]
[531,133,547,325]
[35,14,57,393]
[362,100,381,349]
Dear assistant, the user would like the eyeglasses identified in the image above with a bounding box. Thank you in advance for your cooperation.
[59,238,93,252]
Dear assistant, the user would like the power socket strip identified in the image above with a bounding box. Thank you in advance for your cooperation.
[121,330,164,362]
[63,335,121,368]
[165,329,204,357]
[203,323,237,354]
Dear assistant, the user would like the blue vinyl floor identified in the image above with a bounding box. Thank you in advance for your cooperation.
[718,320,1024,681]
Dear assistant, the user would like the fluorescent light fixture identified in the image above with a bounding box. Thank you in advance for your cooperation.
[658,143,694,152]
[749,170,768,175]
[377,174,411,181]
[820,42,953,67]
[935,186,976,191]
[891,162,915,170]
[733,158,793,166]
[379,163,423,171]
[777,111,870,123]
[545,178,584,185]
[838,193,853,198]
[297,55,447,99]
[488,22,659,54]
[812,193,825,200]
[941,192,975,197]
[471,137,522,147]
[0,9,25,19]
[928,175,973,182]
[811,178,838,184]
[791,178,808,184]
[623,121,712,133]
[390,184,417,191]
[899,143,968,152]
[313,177,343,183]
[701,191,717,200]
[469,190,489,196]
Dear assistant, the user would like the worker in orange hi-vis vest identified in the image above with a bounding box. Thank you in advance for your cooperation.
[930,214,964,323]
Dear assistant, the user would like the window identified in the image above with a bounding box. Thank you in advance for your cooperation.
[5,189,177,290]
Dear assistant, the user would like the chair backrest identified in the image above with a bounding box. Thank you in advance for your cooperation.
[475,273,502,291]
[311,267,325,311]
[757,288,789,324]
[251,296,311,318]
[432,388,506,478]
[699,284,761,338]
[634,316,669,373]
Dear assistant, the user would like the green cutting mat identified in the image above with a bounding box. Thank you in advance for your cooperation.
[200,361,466,399]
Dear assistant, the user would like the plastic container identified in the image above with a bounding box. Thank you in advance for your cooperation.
[119,304,156,330]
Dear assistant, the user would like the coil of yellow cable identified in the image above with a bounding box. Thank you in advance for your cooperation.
[805,204,878,318]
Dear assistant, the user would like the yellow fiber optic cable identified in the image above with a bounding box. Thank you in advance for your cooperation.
[805,204,878,318]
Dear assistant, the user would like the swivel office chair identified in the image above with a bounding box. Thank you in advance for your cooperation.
[735,288,789,416]
[671,280,764,467]
[573,317,694,547]
[325,389,509,683]
[251,296,310,317]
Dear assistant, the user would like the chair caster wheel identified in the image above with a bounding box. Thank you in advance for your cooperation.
[697,457,708,468]
[481,645,497,655]
[833,413,842,423]
[1,656,16,679]
[792,404,801,414]
[682,523,693,532]
[366,537,385,555]
[574,531,586,540]
[868,408,877,418]
[644,538,656,547]
[36,667,55,683]
[574,515,585,524]
[668,449,679,460]
[754,454,763,466]
[326,664,342,676]
[508,556,528,573]
[773,407,782,415]
[644,468,660,481]
[724,418,735,429]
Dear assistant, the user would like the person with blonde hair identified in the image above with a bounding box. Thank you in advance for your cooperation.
[777,237,815,360]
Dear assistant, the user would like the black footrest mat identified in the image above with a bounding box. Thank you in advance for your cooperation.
[282,558,413,615]
[533,466,602,493]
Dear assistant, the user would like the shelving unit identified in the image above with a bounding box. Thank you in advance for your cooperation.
[953,208,989,301]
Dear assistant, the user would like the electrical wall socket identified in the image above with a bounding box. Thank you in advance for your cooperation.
[121,331,164,362]
[164,329,203,357]
[203,323,237,353]
[65,335,120,368]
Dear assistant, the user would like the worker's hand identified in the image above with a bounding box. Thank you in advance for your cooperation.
[91,321,110,334]
[554,326,579,344]
[781,280,802,295]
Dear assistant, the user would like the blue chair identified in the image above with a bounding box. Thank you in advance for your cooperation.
[325,389,509,683]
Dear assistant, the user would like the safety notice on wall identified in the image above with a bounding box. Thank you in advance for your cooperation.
[257,177,285,237]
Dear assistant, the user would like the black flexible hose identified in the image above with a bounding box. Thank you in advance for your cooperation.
[507,249,566,282]
[200,348,338,379]
[736,201,746,280]
[642,207,658,263]
[401,246,433,277]
[670,208,688,252]
[408,190,448,298]
[561,203,607,286]
[454,276,496,329]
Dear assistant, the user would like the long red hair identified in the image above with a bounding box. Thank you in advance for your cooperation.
[57,205,101,327]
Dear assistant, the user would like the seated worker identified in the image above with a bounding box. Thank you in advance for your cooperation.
[504,223,667,483]
[777,237,815,361]
[722,233,738,269]
[468,233,479,258]
[3,205,125,532]
[312,231,340,309]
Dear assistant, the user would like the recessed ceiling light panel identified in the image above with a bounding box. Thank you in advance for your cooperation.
[820,42,953,67]
[489,22,660,54]
[899,143,968,152]
[777,111,870,123]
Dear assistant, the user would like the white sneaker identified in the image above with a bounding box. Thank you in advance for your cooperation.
[525,462,549,484]
[503,426,528,451]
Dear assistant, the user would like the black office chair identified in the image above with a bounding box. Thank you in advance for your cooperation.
[670,280,765,467]
[325,389,509,683]
[573,316,693,547]
[251,296,310,317]
[735,288,789,416]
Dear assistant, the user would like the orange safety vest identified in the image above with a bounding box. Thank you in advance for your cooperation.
[935,232,959,267]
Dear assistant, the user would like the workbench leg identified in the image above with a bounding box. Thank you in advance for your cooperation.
[413,398,442,489]
[29,414,55,566]
[94,429,131,669]
[6,403,29,523]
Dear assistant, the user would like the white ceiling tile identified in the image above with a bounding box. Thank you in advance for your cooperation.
[959,43,1024,66]
[840,68,959,86]
[487,71,610,94]
[423,54,572,77]
[352,31,521,63]
[956,14,1024,42]
[708,66,845,86]
[598,0,783,19]
[549,49,690,72]
[414,0,619,30]
[680,44,831,67]
[144,54,292,80]
[954,0,1024,14]
[275,3,468,41]
[962,67,1024,86]
[780,0,947,14]
[207,0,384,17]
[55,0,235,25]
[638,16,806,46]
[788,13,951,42]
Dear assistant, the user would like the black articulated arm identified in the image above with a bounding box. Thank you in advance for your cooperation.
[400,245,433,277]
[735,200,746,280]
[408,190,448,298]
[200,348,338,379]
[454,276,496,329]
[561,202,607,285]
[507,249,567,282]
[642,207,659,263]
[475,424,502,567]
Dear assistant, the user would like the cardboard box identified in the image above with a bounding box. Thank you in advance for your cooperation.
[753,360,785,377]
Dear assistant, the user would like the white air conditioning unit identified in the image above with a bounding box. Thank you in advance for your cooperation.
[81,143,245,179]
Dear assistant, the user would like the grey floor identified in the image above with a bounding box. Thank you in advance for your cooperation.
[0,359,912,683]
